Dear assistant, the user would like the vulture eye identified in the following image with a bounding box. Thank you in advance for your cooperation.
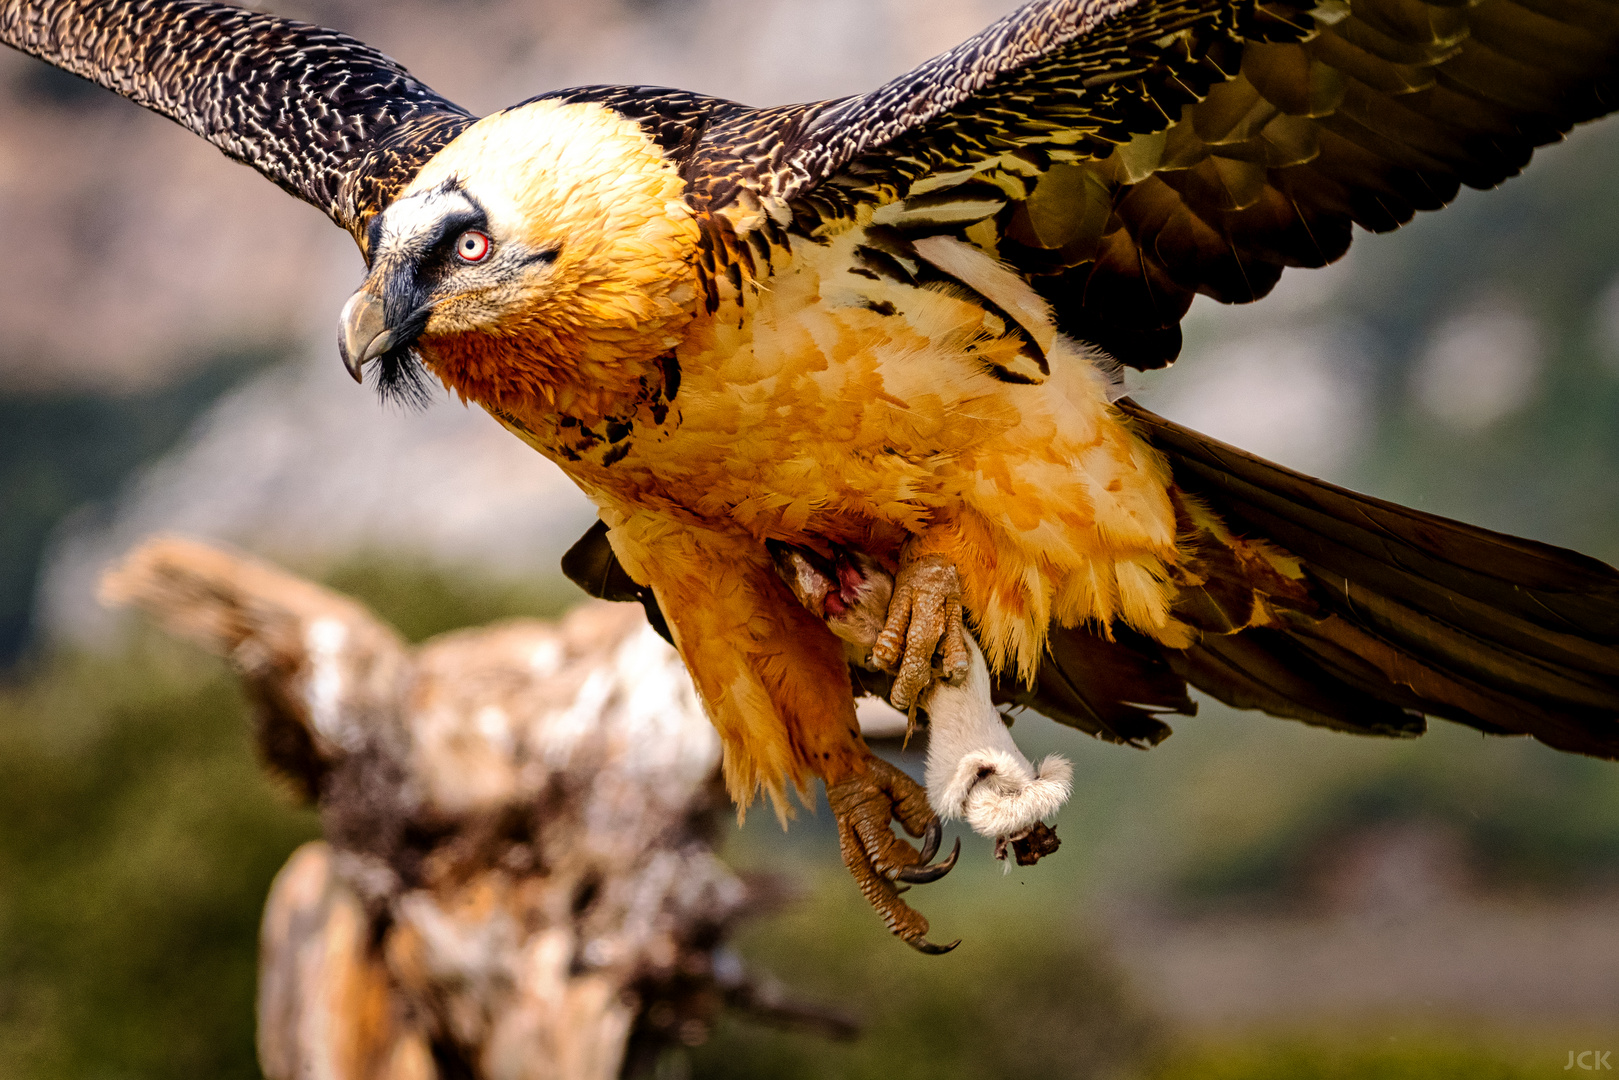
[456,230,491,263]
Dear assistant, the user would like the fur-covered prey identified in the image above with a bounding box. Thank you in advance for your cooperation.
[7,0,1619,892]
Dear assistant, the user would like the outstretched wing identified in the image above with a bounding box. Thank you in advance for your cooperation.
[0,0,473,248]
[689,0,1619,368]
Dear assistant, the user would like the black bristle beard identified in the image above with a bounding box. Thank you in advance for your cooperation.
[371,347,437,410]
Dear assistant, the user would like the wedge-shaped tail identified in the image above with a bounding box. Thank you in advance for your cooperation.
[1115,399,1619,758]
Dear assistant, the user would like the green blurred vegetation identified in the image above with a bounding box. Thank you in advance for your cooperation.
[0,638,318,1080]
[962,688,1619,916]
[1167,726,1619,907]
[317,554,581,642]
[0,558,574,1080]
[1346,119,1619,560]
[0,560,1171,1080]
[688,875,1162,1080]
[1152,1034,1556,1080]
[1,557,1617,1078]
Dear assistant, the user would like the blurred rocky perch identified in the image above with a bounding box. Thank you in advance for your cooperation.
[101,537,855,1080]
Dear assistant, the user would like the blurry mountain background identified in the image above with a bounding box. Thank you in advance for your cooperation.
[3,0,1619,1077]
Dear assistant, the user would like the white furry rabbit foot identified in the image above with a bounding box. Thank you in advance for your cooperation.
[942,749,1073,840]
[921,635,1073,860]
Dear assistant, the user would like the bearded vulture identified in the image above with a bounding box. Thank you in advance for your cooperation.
[5,0,1619,950]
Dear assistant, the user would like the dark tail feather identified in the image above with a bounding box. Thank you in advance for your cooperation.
[995,625,1192,748]
[1118,399,1619,759]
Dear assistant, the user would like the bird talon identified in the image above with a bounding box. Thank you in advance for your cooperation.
[896,836,960,883]
[827,756,958,951]
[915,817,942,865]
[874,552,967,712]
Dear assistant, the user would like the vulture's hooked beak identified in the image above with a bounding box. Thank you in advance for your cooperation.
[337,289,394,383]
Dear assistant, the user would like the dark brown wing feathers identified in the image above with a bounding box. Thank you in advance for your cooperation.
[549,3,1619,761]
[1119,399,1619,758]
[689,0,1619,368]
[996,625,1192,747]
[16,0,1611,360]
[568,396,1619,758]
[0,0,472,242]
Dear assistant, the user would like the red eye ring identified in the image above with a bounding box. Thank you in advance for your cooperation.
[456,229,491,263]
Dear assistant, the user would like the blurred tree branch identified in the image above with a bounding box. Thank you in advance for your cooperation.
[103,536,855,1080]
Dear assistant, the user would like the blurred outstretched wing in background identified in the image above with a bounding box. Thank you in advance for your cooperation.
[568,403,1619,761]
[1122,401,1619,757]
[0,0,472,246]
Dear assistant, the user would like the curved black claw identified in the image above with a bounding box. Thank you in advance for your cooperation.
[896,836,960,884]
[909,935,961,955]
[916,818,942,865]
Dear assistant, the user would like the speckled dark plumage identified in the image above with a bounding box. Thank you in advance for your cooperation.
[8,0,1617,358]
[532,0,1619,368]
[0,0,472,246]
[667,0,1619,368]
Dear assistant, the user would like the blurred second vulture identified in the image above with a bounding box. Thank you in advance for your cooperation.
[3,0,1618,949]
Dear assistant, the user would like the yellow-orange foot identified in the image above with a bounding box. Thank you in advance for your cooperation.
[871,552,970,712]
[826,756,961,954]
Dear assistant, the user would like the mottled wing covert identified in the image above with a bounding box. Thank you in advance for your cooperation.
[708,0,1619,369]
[0,0,473,247]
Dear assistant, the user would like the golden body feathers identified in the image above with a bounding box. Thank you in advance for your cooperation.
[410,102,1192,806]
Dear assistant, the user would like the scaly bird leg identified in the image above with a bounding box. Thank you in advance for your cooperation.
[629,525,960,953]
[826,755,960,954]
[771,541,960,948]
[871,549,970,713]
[773,541,1070,865]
